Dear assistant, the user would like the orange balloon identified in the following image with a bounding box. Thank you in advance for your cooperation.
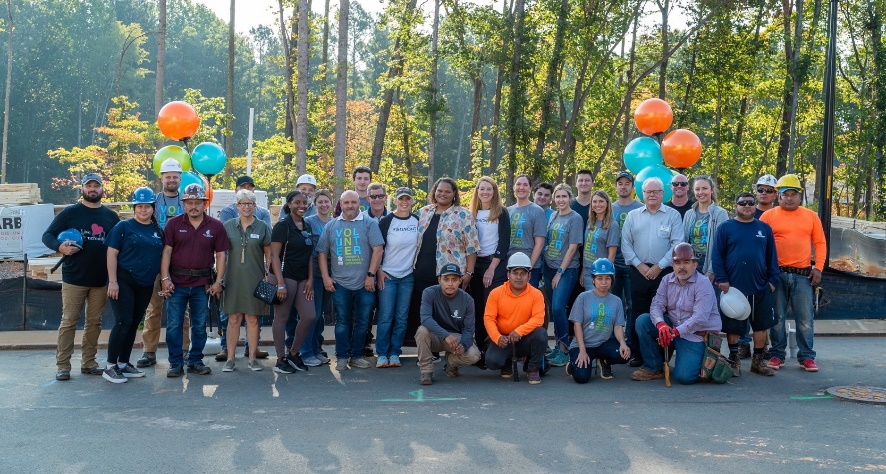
[157,101,200,141]
[634,98,673,135]
[661,129,702,169]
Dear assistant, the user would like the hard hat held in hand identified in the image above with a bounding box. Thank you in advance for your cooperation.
[720,287,751,320]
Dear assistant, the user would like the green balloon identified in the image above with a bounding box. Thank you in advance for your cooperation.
[152,145,192,176]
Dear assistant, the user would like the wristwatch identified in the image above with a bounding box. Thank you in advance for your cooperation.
[367,271,376,278]
[557,268,565,275]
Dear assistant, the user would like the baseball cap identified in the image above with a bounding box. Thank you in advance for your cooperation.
[438,263,463,277]
[236,176,255,187]
[615,171,634,183]
[395,187,414,199]
[81,173,103,186]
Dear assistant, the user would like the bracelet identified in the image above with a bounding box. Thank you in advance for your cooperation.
[161,277,171,282]
[108,281,117,284]
[277,285,286,289]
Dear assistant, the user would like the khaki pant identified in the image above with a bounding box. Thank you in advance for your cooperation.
[140,276,190,353]
[56,283,107,371]
[415,326,480,373]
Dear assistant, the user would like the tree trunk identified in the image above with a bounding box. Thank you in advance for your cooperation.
[399,89,413,189]
[869,0,886,217]
[226,0,235,158]
[531,0,568,180]
[296,0,309,174]
[657,0,670,98]
[334,0,349,198]
[278,1,295,166]
[155,0,166,117]
[505,0,525,205]
[0,0,10,183]
[488,0,511,176]
[468,74,482,174]
[427,0,439,190]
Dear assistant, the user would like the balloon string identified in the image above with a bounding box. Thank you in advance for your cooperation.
[182,137,192,154]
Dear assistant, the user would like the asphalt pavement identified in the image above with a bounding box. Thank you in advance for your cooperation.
[0,337,884,472]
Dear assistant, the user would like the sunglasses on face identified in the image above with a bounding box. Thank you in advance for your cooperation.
[736,200,756,207]
[672,182,689,187]
[756,187,776,194]
[369,194,386,200]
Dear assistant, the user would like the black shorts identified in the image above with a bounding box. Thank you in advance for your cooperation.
[720,287,777,335]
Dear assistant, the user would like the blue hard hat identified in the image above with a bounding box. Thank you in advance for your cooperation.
[57,229,83,249]
[132,186,155,205]
[590,258,615,276]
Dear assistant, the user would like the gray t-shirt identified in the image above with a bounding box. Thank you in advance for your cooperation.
[568,291,625,349]
[154,192,183,229]
[316,214,385,291]
[543,211,584,269]
[305,215,331,277]
[611,200,644,266]
[507,202,547,268]
[583,219,620,263]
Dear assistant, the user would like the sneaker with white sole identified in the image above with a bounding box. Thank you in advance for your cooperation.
[118,364,145,378]
[222,360,235,372]
[102,366,127,384]
[315,353,330,364]
[389,355,402,367]
[335,359,349,371]
[302,356,323,367]
[286,353,308,372]
[274,361,296,373]
[349,357,371,369]
[248,359,263,371]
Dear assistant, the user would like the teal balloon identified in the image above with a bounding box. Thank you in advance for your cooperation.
[190,142,227,176]
[152,145,191,176]
[178,171,204,195]
[623,137,663,175]
[634,164,674,203]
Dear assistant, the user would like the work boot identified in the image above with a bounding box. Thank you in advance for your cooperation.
[728,352,741,377]
[751,353,775,376]
[631,368,664,381]
[214,350,228,362]
[737,344,751,359]
[136,352,156,368]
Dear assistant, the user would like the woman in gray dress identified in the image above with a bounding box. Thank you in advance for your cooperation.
[221,189,278,372]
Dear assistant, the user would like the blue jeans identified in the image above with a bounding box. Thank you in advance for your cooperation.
[530,266,542,289]
[613,263,634,350]
[164,285,209,366]
[543,266,579,349]
[375,273,414,357]
[332,284,376,359]
[769,273,815,361]
[568,339,628,384]
[300,275,330,358]
[635,313,705,385]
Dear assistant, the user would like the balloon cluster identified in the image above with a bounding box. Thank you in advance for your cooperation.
[152,101,228,203]
[623,98,703,202]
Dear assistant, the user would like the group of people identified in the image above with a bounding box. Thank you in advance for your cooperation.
[43,160,827,386]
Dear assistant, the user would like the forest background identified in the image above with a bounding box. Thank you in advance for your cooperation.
[0,0,883,220]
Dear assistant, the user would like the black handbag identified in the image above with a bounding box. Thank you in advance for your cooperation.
[253,225,289,305]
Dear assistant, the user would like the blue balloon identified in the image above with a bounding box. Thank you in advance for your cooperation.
[191,142,227,176]
[623,137,663,175]
[178,171,204,195]
[634,164,674,203]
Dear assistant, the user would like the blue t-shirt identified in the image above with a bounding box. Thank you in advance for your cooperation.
[105,218,164,287]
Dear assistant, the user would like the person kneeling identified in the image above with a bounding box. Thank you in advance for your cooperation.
[567,259,630,383]
[416,264,481,385]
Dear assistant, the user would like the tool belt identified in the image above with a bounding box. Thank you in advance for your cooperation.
[779,266,811,276]
[170,267,212,277]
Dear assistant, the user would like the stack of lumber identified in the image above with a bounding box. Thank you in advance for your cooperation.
[0,183,41,205]
[28,257,63,282]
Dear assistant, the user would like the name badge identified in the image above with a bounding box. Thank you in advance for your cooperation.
[658,225,670,238]
[250,233,260,239]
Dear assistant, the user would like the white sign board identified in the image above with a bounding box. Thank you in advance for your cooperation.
[0,204,55,258]
[208,190,269,220]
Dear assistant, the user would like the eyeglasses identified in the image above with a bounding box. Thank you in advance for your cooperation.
[672,182,689,187]
[301,230,313,246]
[756,187,776,194]
[643,189,664,195]
[369,194,386,200]
[736,200,756,207]
[237,202,255,207]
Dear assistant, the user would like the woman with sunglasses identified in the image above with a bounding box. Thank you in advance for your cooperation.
[221,189,275,372]
[269,190,316,374]
[682,175,729,282]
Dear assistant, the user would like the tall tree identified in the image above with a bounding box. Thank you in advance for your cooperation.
[427,0,439,187]
[334,0,349,197]
[226,0,235,158]
[296,0,308,173]
[1,0,11,184]
[155,0,165,116]
[321,0,331,86]
[278,0,296,166]
[504,0,526,202]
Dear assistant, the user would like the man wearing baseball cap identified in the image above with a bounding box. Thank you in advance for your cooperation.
[483,252,548,384]
[415,263,481,385]
[754,174,778,219]
[611,171,643,355]
[42,173,120,380]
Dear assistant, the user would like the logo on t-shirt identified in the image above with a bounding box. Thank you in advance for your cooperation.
[452,309,461,320]
[81,223,107,242]
[334,226,363,265]
[203,230,213,238]
[756,230,765,239]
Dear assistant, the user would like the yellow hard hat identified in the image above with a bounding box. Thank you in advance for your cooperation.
[775,174,802,192]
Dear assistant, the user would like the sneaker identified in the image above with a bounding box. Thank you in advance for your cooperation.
[214,350,228,362]
[500,364,514,379]
[222,360,235,372]
[737,344,751,359]
[348,357,371,369]
[187,363,211,375]
[445,364,459,378]
[81,366,103,375]
[335,359,349,371]
[363,345,375,358]
[420,372,434,385]
[631,367,665,381]
[376,356,390,368]
[545,346,554,356]
[544,347,558,360]
[286,353,308,372]
[598,358,613,379]
[432,354,442,364]
[136,352,156,368]
[248,359,263,371]
[302,356,324,367]
[102,366,127,384]
[728,353,741,377]
[315,353,330,364]
[628,357,643,367]
[548,349,569,367]
[527,368,541,385]
[751,354,775,376]
[274,361,296,373]
[388,355,402,367]
[166,364,184,378]
[801,359,819,372]
[55,370,70,381]
[119,364,145,378]
[320,349,329,358]
[767,357,784,370]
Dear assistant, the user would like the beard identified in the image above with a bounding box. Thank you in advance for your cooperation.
[82,191,102,203]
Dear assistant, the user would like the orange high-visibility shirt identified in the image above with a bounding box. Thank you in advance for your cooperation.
[759,206,827,271]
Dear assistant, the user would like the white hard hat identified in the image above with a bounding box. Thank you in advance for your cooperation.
[720,287,751,320]
[296,174,317,187]
[756,174,777,188]
[507,252,532,270]
[160,158,183,174]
